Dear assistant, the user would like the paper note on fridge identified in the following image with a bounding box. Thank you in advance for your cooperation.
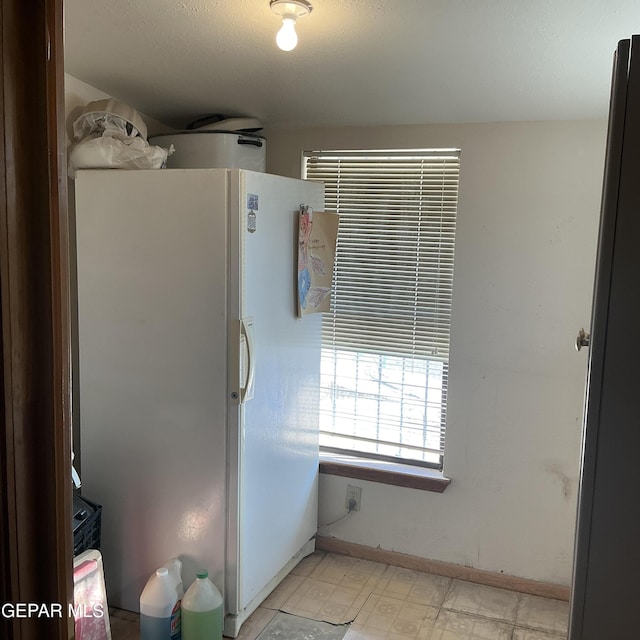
[297,210,339,317]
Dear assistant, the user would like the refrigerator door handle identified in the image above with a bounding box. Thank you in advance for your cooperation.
[240,317,255,403]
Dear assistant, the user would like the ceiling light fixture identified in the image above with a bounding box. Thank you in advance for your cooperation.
[270,0,312,52]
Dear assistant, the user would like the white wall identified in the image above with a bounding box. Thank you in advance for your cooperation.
[264,120,607,585]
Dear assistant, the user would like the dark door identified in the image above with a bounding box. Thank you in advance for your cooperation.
[569,35,640,639]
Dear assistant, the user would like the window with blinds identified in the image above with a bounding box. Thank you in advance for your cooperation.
[303,149,460,470]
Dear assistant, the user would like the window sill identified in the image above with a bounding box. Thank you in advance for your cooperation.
[319,452,451,493]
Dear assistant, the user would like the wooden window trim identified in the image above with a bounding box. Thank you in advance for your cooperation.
[320,454,451,493]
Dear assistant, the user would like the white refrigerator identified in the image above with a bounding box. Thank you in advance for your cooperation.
[74,168,324,637]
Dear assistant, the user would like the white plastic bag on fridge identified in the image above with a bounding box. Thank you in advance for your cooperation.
[68,99,173,178]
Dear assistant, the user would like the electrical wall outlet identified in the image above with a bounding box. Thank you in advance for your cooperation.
[346,484,362,511]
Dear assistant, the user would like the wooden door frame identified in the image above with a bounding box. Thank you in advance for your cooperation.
[0,0,73,638]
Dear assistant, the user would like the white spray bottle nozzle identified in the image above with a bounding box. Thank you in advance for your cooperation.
[72,451,81,489]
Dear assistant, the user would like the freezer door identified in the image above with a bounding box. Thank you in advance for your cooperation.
[226,170,325,623]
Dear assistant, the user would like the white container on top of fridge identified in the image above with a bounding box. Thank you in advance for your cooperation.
[149,131,266,172]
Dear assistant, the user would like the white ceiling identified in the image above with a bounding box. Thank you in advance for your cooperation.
[64,0,640,129]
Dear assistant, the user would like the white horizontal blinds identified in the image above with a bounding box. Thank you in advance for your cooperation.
[304,149,460,468]
[305,150,459,362]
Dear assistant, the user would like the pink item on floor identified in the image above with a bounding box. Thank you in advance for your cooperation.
[73,549,111,640]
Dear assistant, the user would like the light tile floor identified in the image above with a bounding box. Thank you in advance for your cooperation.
[109,551,570,640]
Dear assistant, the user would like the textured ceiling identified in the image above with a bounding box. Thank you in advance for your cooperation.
[64,0,640,129]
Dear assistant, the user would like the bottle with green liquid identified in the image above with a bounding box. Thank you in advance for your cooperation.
[182,570,223,640]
